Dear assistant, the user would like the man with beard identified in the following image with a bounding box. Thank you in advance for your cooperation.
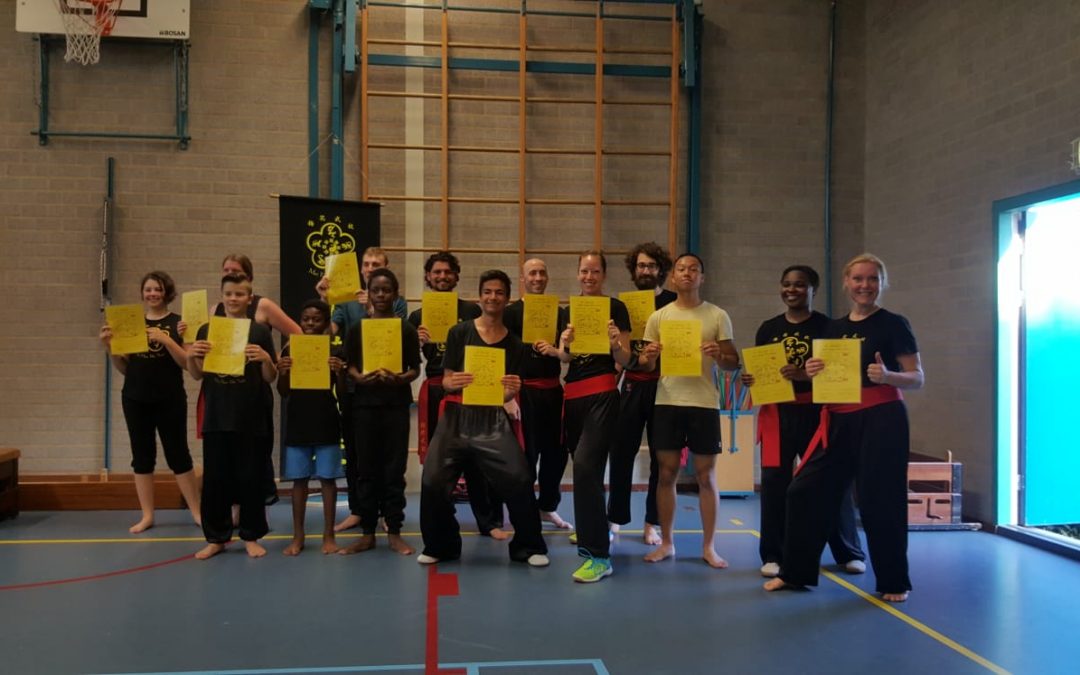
[607,242,676,546]
[503,258,573,530]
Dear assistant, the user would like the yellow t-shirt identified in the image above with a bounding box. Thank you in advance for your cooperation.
[642,300,734,410]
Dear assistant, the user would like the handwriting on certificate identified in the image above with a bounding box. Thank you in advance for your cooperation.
[325,252,361,305]
[660,319,703,377]
[289,334,330,390]
[422,292,458,344]
[619,290,654,341]
[812,338,862,404]
[522,294,559,344]
[204,317,250,376]
[569,296,610,355]
[106,304,149,355]
[463,345,505,406]
[181,290,207,344]
[362,318,402,373]
[741,343,795,405]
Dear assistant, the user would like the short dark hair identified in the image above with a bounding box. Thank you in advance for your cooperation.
[478,269,511,294]
[781,265,820,291]
[367,267,399,294]
[424,251,461,275]
[578,249,607,272]
[220,272,252,291]
[625,242,673,284]
[673,252,705,272]
[300,299,330,321]
[140,270,177,304]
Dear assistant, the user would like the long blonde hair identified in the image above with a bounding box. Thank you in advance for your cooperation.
[842,253,889,290]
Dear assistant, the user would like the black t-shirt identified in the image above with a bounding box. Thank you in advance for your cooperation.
[560,296,632,383]
[827,309,919,388]
[754,311,831,394]
[627,288,677,373]
[408,298,482,377]
[443,321,526,388]
[196,321,277,434]
[504,299,561,380]
[344,318,422,407]
[280,342,342,446]
[122,313,185,402]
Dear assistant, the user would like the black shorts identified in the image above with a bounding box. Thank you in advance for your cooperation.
[652,405,721,455]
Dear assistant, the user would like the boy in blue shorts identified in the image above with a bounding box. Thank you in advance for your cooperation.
[278,299,346,555]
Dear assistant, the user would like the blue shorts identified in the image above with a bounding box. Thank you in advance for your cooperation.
[282,444,345,481]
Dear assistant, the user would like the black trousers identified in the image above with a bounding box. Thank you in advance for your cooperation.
[759,403,864,565]
[424,382,504,532]
[339,389,362,516]
[606,378,660,526]
[780,401,911,594]
[420,404,548,561]
[353,404,410,535]
[121,395,193,475]
[565,389,620,559]
[202,432,269,543]
[519,385,567,512]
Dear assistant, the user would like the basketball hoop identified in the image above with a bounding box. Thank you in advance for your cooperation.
[56,0,122,65]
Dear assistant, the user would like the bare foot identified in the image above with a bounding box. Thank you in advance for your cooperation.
[283,538,305,556]
[334,514,361,532]
[763,578,802,592]
[191,514,202,528]
[388,534,415,556]
[195,543,225,560]
[702,548,728,569]
[488,528,511,541]
[339,534,376,555]
[129,517,154,534]
[541,511,573,529]
[882,591,909,603]
[321,536,340,555]
[643,523,662,546]
[245,541,267,558]
[644,544,675,562]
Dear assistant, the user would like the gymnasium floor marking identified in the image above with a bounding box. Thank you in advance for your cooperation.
[0,553,193,592]
[94,659,610,675]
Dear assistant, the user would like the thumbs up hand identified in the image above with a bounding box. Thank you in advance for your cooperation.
[867,351,889,385]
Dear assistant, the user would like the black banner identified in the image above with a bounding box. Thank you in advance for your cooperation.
[278,195,381,324]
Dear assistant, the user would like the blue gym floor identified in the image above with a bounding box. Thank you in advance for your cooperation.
[1,494,1075,675]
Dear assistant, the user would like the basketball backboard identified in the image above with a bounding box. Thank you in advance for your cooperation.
[15,0,190,39]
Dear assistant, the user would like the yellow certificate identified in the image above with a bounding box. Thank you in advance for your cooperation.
[462,345,505,406]
[325,252,362,305]
[105,304,149,355]
[289,334,330,390]
[181,289,208,344]
[569,296,610,355]
[619,290,655,340]
[362,318,403,373]
[203,317,250,376]
[741,343,795,405]
[422,291,458,343]
[812,338,862,404]
[522,294,560,344]
[659,319,703,377]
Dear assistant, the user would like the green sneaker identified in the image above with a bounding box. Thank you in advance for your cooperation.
[572,557,613,583]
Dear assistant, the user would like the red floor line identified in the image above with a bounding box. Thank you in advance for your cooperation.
[0,553,193,591]
[425,565,465,675]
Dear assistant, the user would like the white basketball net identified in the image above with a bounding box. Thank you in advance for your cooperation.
[57,0,122,65]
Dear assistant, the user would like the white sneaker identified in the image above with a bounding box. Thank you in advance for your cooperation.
[527,554,550,567]
[760,562,781,578]
[844,560,866,574]
[417,554,439,565]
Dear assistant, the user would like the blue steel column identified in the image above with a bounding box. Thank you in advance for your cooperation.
[683,0,701,254]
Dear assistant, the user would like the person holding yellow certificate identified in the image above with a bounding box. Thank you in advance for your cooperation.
[637,253,738,569]
[188,273,278,560]
[740,265,865,579]
[98,271,200,535]
[418,270,549,568]
[765,254,924,604]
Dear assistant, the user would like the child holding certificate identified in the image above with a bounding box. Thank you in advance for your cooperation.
[276,300,346,556]
[765,254,924,603]
[741,265,865,579]
[188,273,278,560]
[342,268,421,556]
[99,271,200,534]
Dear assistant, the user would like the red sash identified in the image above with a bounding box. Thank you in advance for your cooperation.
[756,391,813,468]
[438,393,527,450]
[523,377,561,390]
[793,386,904,476]
[624,370,659,383]
[417,375,443,464]
[563,373,618,400]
